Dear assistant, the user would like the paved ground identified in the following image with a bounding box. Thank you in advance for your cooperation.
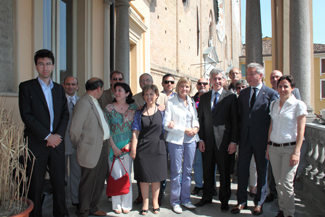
[42,173,325,217]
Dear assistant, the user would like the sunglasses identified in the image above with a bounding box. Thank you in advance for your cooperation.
[197,82,208,86]
[236,85,247,90]
[164,80,175,84]
[112,78,123,81]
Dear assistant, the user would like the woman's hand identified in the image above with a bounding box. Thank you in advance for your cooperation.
[185,127,198,137]
[266,145,270,160]
[122,142,131,153]
[112,146,122,157]
[289,153,300,167]
[157,104,166,111]
[130,149,136,160]
[167,121,175,129]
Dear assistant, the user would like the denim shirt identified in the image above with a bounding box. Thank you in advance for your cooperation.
[131,103,165,135]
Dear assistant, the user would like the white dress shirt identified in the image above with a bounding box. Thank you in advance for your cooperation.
[270,95,307,143]
[38,77,54,139]
[89,95,110,140]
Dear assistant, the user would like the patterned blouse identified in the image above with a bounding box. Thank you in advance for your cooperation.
[104,103,137,161]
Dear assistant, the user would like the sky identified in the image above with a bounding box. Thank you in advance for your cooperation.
[241,0,325,45]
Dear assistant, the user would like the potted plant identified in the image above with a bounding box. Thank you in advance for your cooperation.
[0,100,35,217]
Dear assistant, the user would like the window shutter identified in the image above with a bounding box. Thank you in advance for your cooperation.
[322,80,325,98]
[322,59,325,73]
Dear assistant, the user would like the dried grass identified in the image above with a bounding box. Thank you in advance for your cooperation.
[0,98,34,216]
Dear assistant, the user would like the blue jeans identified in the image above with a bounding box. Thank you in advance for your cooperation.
[168,141,196,206]
[193,147,203,188]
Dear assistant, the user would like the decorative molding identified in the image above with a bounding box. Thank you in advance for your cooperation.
[103,0,114,6]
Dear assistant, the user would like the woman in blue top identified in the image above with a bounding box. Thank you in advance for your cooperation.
[104,82,137,214]
[130,84,167,215]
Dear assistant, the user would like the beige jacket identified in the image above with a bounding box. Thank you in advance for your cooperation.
[70,93,109,169]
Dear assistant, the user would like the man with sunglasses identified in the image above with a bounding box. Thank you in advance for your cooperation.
[99,70,124,110]
[161,74,176,99]
[191,78,210,196]
[228,68,242,93]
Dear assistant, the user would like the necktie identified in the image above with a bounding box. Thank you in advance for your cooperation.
[250,87,257,111]
[70,98,74,109]
[212,92,219,114]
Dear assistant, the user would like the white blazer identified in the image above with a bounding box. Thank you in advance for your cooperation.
[164,94,200,145]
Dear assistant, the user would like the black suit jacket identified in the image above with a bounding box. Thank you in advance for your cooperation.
[198,89,238,151]
[238,84,278,149]
[19,78,69,156]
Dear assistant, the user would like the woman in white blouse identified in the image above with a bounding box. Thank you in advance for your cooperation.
[164,77,200,214]
[266,75,307,217]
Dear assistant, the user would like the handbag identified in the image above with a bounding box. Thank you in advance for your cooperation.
[106,156,130,196]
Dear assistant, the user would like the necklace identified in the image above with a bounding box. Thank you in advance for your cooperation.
[146,106,157,125]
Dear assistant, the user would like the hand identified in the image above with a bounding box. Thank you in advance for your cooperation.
[130,150,136,160]
[266,146,270,160]
[113,146,122,157]
[46,134,62,148]
[167,121,175,129]
[121,143,130,153]
[137,106,143,110]
[199,141,205,153]
[228,142,236,154]
[185,128,197,137]
[157,104,166,111]
[289,153,300,167]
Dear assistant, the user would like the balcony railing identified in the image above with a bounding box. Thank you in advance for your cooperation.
[303,123,325,204]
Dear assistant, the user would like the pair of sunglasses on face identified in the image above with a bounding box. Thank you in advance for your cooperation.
[164,80,175,84]
[197,82,208,86]
[112,78,123,81]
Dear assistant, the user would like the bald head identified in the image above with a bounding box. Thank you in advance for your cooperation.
[86,77,104,99]
[196,78,210,96]
[270,70,283,90]
[229,67,242,84]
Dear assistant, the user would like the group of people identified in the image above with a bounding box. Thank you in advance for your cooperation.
[19,49,307,217]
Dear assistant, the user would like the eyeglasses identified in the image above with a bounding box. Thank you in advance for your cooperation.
[164,80,175,84]
[236,85,247,90]
[112,78,123,81]
[37,62,53,68]
[197,82,208,86]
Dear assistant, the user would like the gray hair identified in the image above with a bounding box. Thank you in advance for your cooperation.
[139,73,153,83]
[235,79,249,89]
[247,63,264,75]
[209,68,226,79]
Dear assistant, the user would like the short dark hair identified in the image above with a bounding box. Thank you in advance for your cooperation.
[34,49,55,65]
[162,73,175,82]
[277,75,295,88]
[63,76,78,85]
[112,82,135,104]
[110,70,124,80]
[85,78,104,91]
[142,84,160,101]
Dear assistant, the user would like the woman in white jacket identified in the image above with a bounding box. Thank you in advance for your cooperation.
[164,77,200,214]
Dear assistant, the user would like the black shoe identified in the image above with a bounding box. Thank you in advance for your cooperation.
[221,203,229,212]
[191,186,203,195]
[195,199,212,207]
[265,193,277,203]
[213,188,218,196]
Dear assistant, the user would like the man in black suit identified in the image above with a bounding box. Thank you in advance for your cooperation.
[231,63,278,215]
[19,49,69,217]
[195,68,238,212]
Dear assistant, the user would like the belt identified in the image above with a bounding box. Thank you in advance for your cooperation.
[271,141,296,147]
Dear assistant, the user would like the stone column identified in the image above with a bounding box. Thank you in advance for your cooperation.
[290,0,314,116]
[245,0,263,66]
[115,0,130,84]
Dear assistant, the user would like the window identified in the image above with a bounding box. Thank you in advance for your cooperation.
[321,58,325,74]
[321,80,325,99]
[241,64,246,77]
[43,0,75,84]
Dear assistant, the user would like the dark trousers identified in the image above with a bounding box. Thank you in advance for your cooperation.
[268,163,277,195]
[77,143,108,217]
[237,144,268,205]
[27,148,67,217]
[202,145,231,204]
